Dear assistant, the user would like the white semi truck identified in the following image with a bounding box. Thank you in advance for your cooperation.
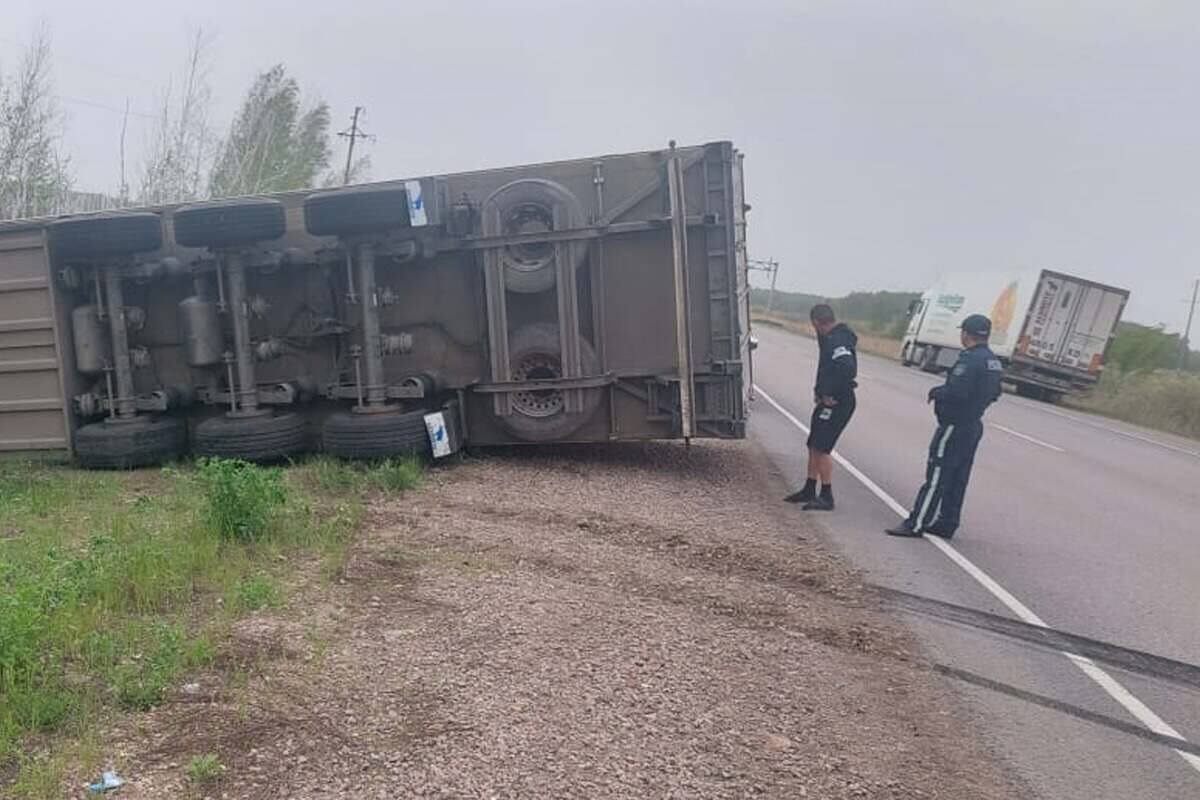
[900,270,1130,401]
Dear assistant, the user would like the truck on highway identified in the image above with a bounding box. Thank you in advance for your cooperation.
[899,270,1129,401]
[0,141,752,466]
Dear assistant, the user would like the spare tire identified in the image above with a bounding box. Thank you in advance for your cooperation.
[174,198,287,249]
[499,323,601,442]
[303,186,411,237]
[483,179,586,294]
[49,212,163,261]
[74,416,186,469]
[193,412,308,462]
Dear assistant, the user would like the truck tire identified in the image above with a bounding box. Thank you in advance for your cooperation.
[484,179,586,294]
[900,343,914,367]
[74,416,186,469]
[173,199,287,249]
[499,323,601,442]
[303,186,411,237]
[194,412,308,462]
[920,346,941,374]
[322,409,431,460]
[49,212,163,261]
[1015,383,1054,402]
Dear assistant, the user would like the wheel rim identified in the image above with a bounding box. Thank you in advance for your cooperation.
[512,353,564,418]
[504,202,555,272]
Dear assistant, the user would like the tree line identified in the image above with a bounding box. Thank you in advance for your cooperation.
[0,27,368,221]
[751,287,919,337]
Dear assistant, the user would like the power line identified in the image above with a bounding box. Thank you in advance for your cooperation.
[55,94,157,120]
[0,32,158,88]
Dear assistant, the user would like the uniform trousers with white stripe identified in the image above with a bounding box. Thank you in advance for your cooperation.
[905,419,985,533]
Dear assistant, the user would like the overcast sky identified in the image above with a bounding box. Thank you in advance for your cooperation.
[6,0,1199,327]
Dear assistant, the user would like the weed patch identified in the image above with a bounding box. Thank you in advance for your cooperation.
[195,458,287,541]
[230,574,281,613]
[185,752,225,785]
[0,453,416,796]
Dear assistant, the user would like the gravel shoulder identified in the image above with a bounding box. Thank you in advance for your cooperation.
[91,441,1020,799]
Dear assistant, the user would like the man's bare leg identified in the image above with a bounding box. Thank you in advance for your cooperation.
[815,452,833,486]
[801,451,837,510]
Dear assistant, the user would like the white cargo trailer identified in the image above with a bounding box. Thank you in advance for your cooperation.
[900,270,1129,400]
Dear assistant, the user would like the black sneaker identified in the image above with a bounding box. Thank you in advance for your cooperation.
[922,523,956,540]
[802,495,835,511]
[885,524,922,538]
[784,487,817,504]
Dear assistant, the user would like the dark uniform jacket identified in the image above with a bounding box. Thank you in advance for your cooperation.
[814,323,858,401]
[930,344,1003,425]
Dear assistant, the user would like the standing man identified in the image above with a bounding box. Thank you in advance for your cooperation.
[784,304,858,510]
[886,314,1003,539]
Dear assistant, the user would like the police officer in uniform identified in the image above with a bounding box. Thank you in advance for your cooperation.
[886,314,1003,539]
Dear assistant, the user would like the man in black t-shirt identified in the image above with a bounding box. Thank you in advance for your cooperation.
[784,304,858,511]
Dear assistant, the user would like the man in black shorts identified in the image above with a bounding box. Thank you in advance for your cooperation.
[784,304,858,510]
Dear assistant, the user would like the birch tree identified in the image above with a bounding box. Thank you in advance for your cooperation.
[138,29,213,205]
[0,28,72,220]
[209,65,332,198]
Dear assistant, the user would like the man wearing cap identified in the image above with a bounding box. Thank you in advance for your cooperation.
[886,313,1003,539]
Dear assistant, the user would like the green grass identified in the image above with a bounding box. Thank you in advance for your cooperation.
[195,458,287,542]
[184,752,224,783]
[1073,368,1200,440]
[302,455,423,494]
[363,457,423,492]
[0,454,422,797]
[229,573,280,613]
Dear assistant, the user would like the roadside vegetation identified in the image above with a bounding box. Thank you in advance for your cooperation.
[753,310,902,360]
[1074,369,1200,440]
[750,287,917,340]
[0,454,420,798]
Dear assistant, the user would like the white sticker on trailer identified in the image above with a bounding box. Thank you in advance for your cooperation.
[405,180,428,227]
[424,411,452,458]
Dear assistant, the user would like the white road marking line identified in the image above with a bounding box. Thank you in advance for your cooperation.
[990,423,1065,453]
[1012,400,1200,460]
[754,384,1200,775]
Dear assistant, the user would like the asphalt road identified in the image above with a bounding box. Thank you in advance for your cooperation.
[750,324,1200,800]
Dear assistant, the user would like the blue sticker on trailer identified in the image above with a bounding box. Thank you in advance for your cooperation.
[405,180,428,226]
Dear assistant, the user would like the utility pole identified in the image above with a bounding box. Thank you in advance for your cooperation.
[118,98,130,206]
[748,258,780,313]
[1181,278,1199,371]
[339,106,370,185]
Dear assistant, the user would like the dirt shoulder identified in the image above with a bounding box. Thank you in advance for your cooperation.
[93,441,1017,799]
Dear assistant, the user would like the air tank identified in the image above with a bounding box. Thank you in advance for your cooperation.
[178,295,224,368]
[71,304,111,375]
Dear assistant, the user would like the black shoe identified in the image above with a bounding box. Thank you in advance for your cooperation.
[784,488,817,504]
[922,523,956,540]
[885,524,922,538]
[802,495,835,511]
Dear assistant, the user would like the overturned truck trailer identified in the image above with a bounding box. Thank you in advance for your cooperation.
[0,141,752,466]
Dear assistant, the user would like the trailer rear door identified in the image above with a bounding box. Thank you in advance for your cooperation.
[1060,283,1127,371]
[0,227,70,453]
[1020,271,1128,373]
